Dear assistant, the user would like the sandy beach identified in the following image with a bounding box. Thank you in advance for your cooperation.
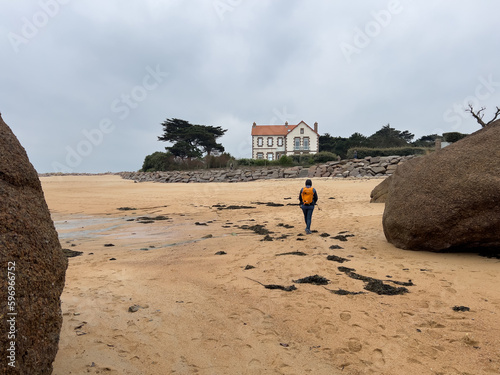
[42,175,500,375]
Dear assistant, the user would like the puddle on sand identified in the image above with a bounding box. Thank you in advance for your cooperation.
[54,215,127,240]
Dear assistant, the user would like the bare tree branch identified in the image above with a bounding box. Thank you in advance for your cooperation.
[466,104,489,127]
[489,106,500,125]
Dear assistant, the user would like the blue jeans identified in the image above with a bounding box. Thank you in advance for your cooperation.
[301,204,314,231]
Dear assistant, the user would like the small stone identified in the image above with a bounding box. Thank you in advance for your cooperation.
[128,305,141,313]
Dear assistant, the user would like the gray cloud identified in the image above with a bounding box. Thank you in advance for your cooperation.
[1,0,499,172]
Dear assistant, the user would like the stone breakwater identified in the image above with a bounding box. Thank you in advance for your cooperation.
[118,155,417,183]
[308,155,418,178]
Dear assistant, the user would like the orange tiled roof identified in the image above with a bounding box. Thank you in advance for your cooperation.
[251,125,298,136]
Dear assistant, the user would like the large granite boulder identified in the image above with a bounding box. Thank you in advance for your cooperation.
[0,114,67,374]
[383,120,500,251]
[370,176,392,203]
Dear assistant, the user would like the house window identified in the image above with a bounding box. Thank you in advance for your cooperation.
[256,152,264,159]
[277,137,283,147]
[257,137,263,147]
[267,153,274,161]
[267,137,273,147]
[300,128,304,134]
[303,137,309,150]
[294,137,301,150]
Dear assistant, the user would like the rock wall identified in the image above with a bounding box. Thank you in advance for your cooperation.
[119,155,417,183]
[119,166,304,183]
[307,155,418,178]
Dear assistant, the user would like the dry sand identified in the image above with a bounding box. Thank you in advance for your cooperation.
[41,175,500,375]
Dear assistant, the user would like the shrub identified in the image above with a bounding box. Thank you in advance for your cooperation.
[443,132,468,143]
[346,147,429,159]
[141,151,175,172]
[278,155,294,166]
[313,151,338,163]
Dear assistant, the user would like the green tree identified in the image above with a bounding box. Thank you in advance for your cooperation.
[413,134,439,147]
[158,118,227,159]
[319,133,351,158]
[368,124,414,148]
[442,132,468,143]
[348,132,369,146]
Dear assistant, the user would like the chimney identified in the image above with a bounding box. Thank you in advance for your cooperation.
[314,122,318,133]
[253,122,256,127]
[285,121,288,127]
[435,137,442,150]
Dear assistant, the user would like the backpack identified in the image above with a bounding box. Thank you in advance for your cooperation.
[301,187,314,205]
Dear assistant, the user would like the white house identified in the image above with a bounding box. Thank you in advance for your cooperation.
[251,121,319,160]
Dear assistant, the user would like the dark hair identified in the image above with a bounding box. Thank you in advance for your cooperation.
[305,179,312,187]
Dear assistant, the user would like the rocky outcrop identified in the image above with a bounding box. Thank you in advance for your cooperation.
[382,120,500,251]
[0,114,67,374]
[370,176,392,203]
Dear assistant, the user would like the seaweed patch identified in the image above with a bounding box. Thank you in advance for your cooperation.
[337,266,412,295]
[276,251,307,256]
[323,287,365,295]
[292,275,330,285]
[326,254,350,263]
[246,277,297,292]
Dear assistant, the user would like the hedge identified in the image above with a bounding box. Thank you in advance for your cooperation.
[346,147,431,159]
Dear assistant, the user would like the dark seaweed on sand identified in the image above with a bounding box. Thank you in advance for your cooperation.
[275,234,289,240]
[332,234,355,241]
[329,245,343,250]
[292,275,329,285]
[246,277,297,292]
[215,205,256,210]
[252,201,285,207]
[326,255,350,263]
[452,305,470,312]
[238,224,272,235]
[338,266,411,295]
[323,287,365,295]
[364,280,408,295]
[278,223,294,229]
[62,248,83,258]
[264,284,297,291]
[276,251,307,256]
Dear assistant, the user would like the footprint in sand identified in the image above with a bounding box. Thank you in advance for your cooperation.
[340,311,351,321]
[347,338,362,353]
[248,358,261,369]
[372,348,385,366]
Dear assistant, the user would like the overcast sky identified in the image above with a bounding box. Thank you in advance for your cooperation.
[1,0,499,173]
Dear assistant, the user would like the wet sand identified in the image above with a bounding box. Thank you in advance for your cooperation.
[42,175,500,375]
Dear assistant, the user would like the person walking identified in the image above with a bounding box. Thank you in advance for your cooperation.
[299,179,318,234]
